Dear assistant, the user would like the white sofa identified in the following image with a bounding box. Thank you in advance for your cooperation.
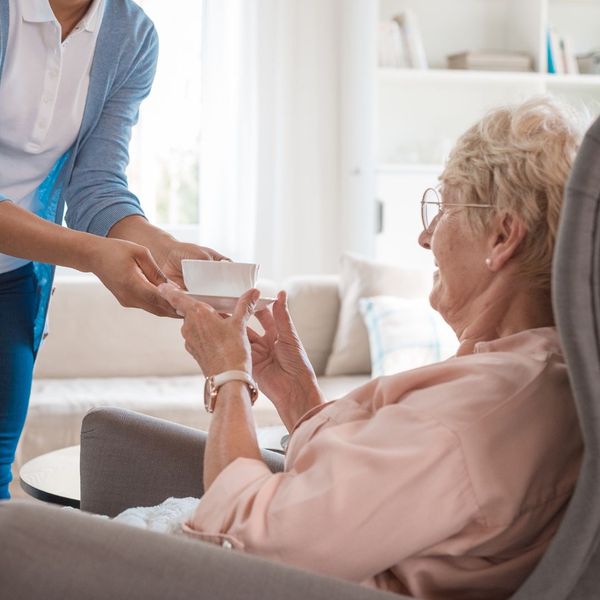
[12,274,371,498]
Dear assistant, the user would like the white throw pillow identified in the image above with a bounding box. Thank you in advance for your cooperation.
[359,296,458,377]
[325,253,431,376]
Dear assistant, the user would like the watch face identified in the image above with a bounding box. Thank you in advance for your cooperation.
[248,384,259,404]
[204,377,216,413]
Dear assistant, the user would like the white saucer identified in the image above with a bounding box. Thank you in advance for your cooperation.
[184,292,275,313]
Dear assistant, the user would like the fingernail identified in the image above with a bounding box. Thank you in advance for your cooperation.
[247,290,259,310]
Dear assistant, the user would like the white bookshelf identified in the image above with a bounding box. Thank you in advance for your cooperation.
[378,68,550,90]
[546,74,600,88]
[372,0,600,266]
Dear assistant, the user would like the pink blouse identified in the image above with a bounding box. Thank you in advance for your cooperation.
[185,327,582,599]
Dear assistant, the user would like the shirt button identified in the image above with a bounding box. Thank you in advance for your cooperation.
[43,96,52,104]
[221,540,233,550]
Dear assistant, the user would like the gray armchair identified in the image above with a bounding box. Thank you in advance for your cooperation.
[0,408,399,600]
[1,115,600,599]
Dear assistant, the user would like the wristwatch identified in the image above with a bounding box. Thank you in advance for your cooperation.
[204,370,259,413]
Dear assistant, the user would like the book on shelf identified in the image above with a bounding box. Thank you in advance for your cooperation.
[392,10,428,70]
[547,30,556,74]
[547,28,579,75]
[447,51,533,72]
[561,37,579,75]
[378,21,407,68]
[577,51,600,75]
[548,28,564,74]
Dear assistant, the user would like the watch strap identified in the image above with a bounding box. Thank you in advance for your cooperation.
[205,370,259,413]
[212,370,256,391]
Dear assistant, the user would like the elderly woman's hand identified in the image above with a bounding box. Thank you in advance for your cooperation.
[158,283,258,376]
[249,291,324,429]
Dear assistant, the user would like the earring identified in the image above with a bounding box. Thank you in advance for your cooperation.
[485,258,492,269]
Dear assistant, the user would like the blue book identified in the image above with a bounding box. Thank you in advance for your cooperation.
[547,29,556,74]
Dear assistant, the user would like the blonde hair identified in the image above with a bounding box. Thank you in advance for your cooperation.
[441,96,585,293]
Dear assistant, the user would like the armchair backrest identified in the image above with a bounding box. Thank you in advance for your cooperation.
[512,115,600,598]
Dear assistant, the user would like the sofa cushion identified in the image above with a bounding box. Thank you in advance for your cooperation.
[284,275,340,376]
[325,253,431,376]
[34,277,278,379]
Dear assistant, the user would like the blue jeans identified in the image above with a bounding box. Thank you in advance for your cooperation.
[0,263,37,499]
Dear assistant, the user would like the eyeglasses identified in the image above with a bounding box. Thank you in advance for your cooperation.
[421,187,495,232]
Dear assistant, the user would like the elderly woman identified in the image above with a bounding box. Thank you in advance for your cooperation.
[158,97,584,600]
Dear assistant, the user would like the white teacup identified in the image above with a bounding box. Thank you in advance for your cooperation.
[181,260,259,297]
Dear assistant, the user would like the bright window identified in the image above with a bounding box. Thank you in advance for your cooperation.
[127,0,203,226]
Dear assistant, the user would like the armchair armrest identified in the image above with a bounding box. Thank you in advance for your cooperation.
[0,501,404,600]
[80,407,285,516]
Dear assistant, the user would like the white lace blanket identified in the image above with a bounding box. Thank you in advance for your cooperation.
[112,497,201,534]
[67,497,201,533]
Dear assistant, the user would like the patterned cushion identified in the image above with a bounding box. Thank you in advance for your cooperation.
[325,253,431,376]
[359,296,458,377]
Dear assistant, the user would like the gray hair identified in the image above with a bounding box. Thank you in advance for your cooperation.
[441,96,586,293]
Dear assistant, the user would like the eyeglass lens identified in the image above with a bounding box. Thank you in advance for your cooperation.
[422,188,440,229]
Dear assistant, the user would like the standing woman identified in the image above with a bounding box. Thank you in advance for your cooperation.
[0,0,225,499]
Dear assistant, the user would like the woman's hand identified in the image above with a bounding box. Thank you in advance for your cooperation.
[249,291,324,428]
[158,283,258,376]
[88,237,177,317]
[107,215,230,289]
[158,241,230,289]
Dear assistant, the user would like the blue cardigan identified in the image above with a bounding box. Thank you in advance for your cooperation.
[0,0,158,349]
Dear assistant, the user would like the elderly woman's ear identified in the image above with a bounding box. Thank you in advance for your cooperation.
[486,213,528,272]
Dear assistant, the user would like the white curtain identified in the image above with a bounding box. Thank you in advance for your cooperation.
[199,0,343,282]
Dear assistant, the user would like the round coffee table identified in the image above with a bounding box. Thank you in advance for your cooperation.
[19,445,80,508]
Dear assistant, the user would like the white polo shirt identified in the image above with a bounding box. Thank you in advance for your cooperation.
[0,0,105,274]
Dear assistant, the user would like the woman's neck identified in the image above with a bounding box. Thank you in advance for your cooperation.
[48,0,93,41]
[450,279,554,356]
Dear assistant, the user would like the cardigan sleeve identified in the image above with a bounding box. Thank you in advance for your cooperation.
[62,22,159,236]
